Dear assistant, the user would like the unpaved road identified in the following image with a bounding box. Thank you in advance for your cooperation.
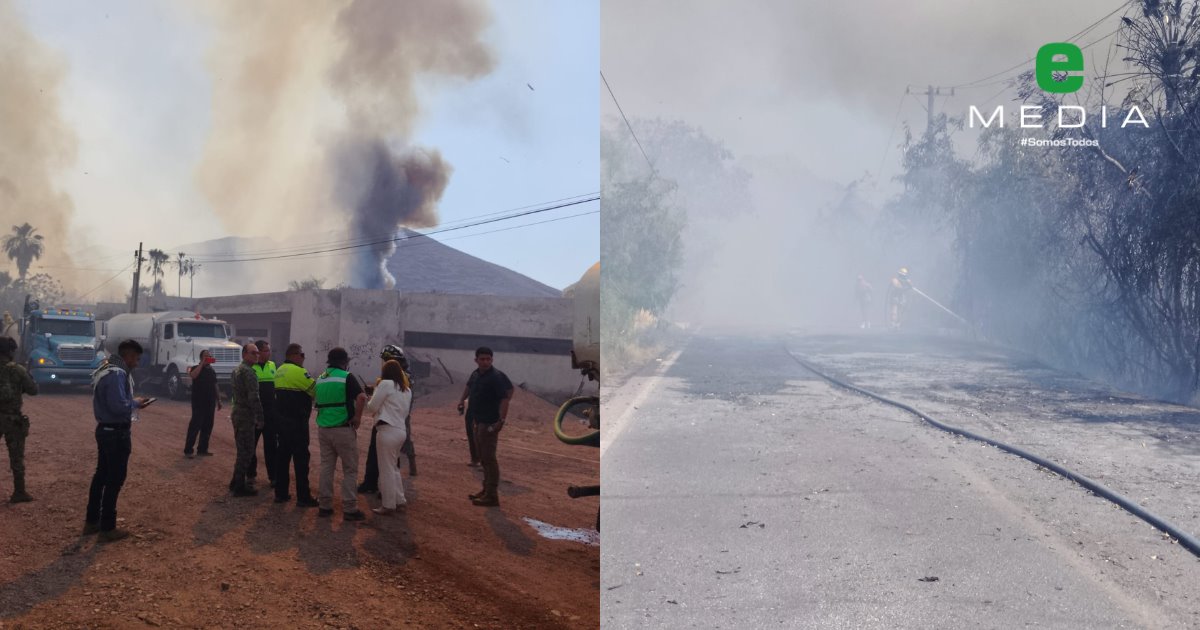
[0,384,598,629]
[601,331,1200,629]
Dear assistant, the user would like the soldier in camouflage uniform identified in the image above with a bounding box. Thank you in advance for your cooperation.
[0,336,37,503]
[229,343,264,497]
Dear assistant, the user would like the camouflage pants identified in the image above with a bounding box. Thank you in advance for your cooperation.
[0,413,28,479]
[229,420,256,490]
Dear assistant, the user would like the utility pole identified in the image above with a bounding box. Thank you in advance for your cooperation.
[916,85,955,133]
[130,242,144,313]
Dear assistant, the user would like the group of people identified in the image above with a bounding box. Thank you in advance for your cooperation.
[855,267,914,330]
[0,334,515,543]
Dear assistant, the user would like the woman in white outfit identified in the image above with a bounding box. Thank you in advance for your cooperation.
[365,360,413,515]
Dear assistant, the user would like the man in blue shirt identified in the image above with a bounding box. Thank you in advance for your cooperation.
[85,339,151,543]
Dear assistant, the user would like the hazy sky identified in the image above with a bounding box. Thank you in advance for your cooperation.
[602,0,1130,192]
[14,0,597,294]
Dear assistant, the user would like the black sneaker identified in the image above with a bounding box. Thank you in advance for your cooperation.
[318,508,333,517]
[198,451,214,457]
[273,494,292,504]
[231,487,258,497]
[297,497,319,508]
[342,511,366,522]
[356,483,378,495]
[98,528,130,543]
[184,452,194,459]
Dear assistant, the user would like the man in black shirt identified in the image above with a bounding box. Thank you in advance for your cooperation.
[184,350,221,457]
[457,347,513,507]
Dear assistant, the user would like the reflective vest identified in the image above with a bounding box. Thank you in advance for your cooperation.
[274,362,313,394]
[252,361,276,384]
[314,367,350,427]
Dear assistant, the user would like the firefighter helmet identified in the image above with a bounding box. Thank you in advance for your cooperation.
[380,344,406,362]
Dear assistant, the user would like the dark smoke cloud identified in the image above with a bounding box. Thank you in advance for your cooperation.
[336,138,449,289]
[0,0,78,284]
[193,0,494,290]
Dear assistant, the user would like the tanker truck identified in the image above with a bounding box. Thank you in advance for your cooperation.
[103,311,242,399]
[556,262,600,529]
[9,296,107,386]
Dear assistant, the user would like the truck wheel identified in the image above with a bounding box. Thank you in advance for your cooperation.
[165,366,185,401]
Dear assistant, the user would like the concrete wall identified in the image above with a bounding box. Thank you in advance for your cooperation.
[399,293,581,398]
[188,290,584,400]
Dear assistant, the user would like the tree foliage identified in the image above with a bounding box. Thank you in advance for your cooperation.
[288,276,326,291]
[893,1,1200,402]
[3,223,44,281]
[147,249,170,296]
[600,122,687,362]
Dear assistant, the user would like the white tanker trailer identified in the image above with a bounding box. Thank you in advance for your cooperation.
[103,311,243,399]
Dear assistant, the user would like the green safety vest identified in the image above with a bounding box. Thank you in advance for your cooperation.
[314,367,349,427]
[252,361,276,384]
[274,362,313,394]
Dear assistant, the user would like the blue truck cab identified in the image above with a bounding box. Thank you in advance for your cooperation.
[20,301,106,386]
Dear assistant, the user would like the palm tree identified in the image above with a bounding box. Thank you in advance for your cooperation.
[180,258,200,298]
[3,223,44,282]
[148,249,170,296]
[175,252,186,296]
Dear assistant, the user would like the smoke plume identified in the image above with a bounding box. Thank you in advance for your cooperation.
[337,138,449,289]
[0,0,78,283]
[193,0,494,289]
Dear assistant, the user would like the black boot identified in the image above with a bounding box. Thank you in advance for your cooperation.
[408,456,417,477]
[9,473,32,503]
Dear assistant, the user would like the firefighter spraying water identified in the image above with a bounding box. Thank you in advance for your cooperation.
[885,268,913,329]
[884,267,970,330]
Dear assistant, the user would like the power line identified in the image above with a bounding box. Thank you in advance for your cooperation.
[876,89,908,177]
[177,192,600,260]
[944,1,1131,90]
[195,195,599,264]
[171,209,600,267]
[1080,26,1121,51]
[34,264,128,272]
[239,209,603,265]
[601,70,655,175]
[78,262,135,300]
[385,210,600,251]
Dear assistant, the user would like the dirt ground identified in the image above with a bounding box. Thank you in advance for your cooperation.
[0,383,599,629]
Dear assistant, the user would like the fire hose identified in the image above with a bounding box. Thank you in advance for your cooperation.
[554,395,600,530]
[788,350,1200,559]
[554,395,600,447]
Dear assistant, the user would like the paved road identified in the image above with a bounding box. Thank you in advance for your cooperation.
[601,332,1200,629]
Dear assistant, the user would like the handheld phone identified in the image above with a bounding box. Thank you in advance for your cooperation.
[143,397,158,407]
